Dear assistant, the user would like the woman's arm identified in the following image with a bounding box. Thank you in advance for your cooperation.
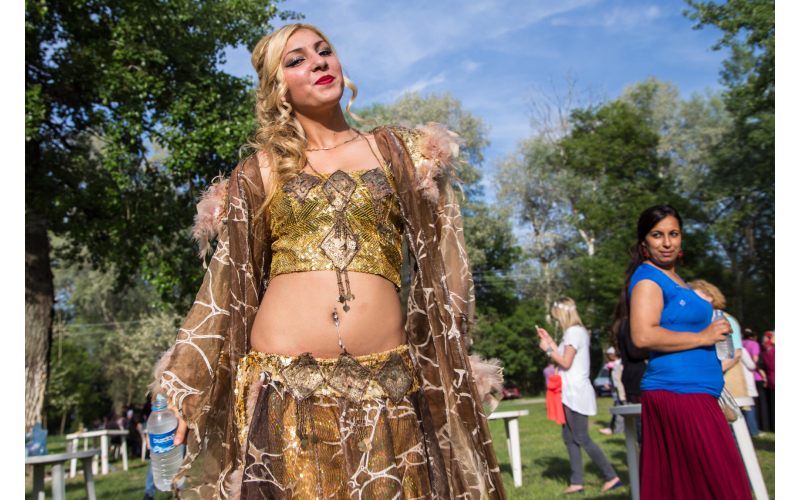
[550,345,577,371]
[536,328,576,370]
[630,280,730,351]
[740,348,757,371]
[721,349,742,372]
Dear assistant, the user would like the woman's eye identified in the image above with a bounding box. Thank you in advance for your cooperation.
[320,48,333,56]
[286,58,303,68]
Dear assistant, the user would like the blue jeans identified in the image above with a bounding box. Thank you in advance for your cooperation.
[742,406,760,436]
[145,461,156,496]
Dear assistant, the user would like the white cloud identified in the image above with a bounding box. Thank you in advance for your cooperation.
[461,60,483,73]
[549,4,666,30]
[274,0,599,81]
[405,72,446,93]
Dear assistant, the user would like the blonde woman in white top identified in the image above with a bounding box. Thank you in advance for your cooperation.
[538,297,621,494]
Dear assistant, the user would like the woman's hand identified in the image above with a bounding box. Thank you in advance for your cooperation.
[168,407,188,446]
[537,328,557,352]
[699,318,732,347]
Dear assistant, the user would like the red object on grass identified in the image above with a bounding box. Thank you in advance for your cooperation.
[546,373,566,424]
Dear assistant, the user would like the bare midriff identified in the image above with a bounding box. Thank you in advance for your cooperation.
[249,270,407,358]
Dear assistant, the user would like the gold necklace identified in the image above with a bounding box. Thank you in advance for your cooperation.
[306,129,361,151]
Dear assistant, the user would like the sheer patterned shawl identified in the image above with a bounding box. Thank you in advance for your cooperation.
[154,125,505,499]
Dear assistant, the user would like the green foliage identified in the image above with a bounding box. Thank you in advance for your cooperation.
[349,91,489,193]
[683,0,774,330]
[684,0,774,122]
[500,71,774,346]
[351,91,522,305]
[472,299,548,395]
[47,337,109,434]
[48,240,181,431]
[26,0,300,311]
[28,399,776,499]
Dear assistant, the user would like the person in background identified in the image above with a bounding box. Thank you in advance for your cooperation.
[544,360,557,387]
[537,297,622,494]
[611,296,649,447]
[104,411,122,450]
[739,344,761,436]
[742,327,769,432]
[599,347,625,435]
[763,332,775,432]
[625,205,750,500]
[128,409,143,459]
[762,331,774,351]
[142,393,155,500]
[687,280,750,413]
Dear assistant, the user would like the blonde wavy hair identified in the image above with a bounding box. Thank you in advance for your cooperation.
[245,24,366,211]
[687,279,727,310]
[550,297,585,332]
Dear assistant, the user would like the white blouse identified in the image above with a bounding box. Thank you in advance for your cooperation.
[559,325,597,416]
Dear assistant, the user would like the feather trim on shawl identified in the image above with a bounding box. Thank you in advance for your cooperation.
[469,354,504,414]
[224,468,243,500]
[148,345,175,398]
[414,122,465,203]
[192,175,229,267]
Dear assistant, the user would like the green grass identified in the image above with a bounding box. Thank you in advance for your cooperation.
[26,398,775,499]
[490,397,775,499]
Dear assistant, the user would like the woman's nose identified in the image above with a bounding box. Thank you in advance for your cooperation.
[310,53,327,71]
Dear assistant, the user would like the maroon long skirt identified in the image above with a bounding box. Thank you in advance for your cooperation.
[640,390,751,500]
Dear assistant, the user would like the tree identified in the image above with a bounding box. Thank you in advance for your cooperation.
[495,75,605,318]
[350,92,521,313]
[684,0,775,328]
[557,101,671,331]
[472,300,548,395]
[25,0,300,431]
[48,247,180,432]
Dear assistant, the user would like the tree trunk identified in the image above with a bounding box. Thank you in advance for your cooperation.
[60,409,68,436]
[25,209,54,432]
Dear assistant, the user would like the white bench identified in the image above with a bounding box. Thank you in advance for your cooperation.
[26,449,100,500]
[487,410,529,487]
[66,429,129,477]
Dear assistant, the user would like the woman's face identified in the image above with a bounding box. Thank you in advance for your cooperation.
[280,29,345,114]
[693,288,714,304]
[643,216,682,267]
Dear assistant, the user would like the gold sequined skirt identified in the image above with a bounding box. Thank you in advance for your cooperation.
[236,345,436,499]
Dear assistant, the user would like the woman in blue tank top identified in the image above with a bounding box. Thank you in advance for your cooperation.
[624,205,751,500]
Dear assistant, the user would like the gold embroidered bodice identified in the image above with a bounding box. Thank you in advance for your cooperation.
[269,161,404,289]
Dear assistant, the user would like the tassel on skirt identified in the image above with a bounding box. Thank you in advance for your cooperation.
[233,345,447,499]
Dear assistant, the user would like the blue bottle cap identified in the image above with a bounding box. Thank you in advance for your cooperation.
[151,393,168,411]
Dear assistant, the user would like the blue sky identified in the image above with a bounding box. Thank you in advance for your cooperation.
[222,0,729,175]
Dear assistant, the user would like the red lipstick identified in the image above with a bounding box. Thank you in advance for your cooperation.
[315,75,335,85]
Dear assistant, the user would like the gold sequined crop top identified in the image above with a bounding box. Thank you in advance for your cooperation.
[269,160,404,289]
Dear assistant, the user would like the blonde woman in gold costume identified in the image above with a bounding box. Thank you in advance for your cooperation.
[151,24,506,499]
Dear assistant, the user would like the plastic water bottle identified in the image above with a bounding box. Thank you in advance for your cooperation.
[149,394,185,491]
[713,310,735,360]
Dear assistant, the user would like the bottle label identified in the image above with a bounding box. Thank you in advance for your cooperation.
[149,429,176,454]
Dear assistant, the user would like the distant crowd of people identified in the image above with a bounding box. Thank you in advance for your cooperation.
[539,205,773,499]
[90,394,153,461]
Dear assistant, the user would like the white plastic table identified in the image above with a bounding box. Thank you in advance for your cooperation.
[609,403,768,500]
[608,404,642,500]
[26,449,100,500]
[487,410,529,487]
[66,429,129,477]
